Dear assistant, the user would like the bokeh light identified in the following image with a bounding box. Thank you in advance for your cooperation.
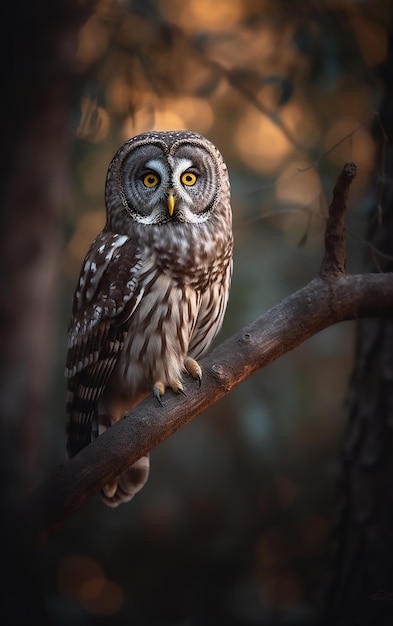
[235,109,294,174]
[57,555,124,616]
[41,1,390,624]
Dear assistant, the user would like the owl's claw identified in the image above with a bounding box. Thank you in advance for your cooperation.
[171,380,186,396]
[177,385,187,397]
[185,357,202,387]
[154,381,165,405]
[154,379,187,402]
[153,361,201,404]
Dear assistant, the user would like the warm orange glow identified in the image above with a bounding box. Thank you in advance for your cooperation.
[122,108,157,138]
[275,161,321,206]
[171,97,214,133]
[324,119,376,176]
[107,76,136,116]
[265,160,326,248]
[153,109,188,132]
[279,99,322,149]
[208,22,295,74]
[79,579,125,616]
[123,108,185,137]
[159,0,246,32]
[57,554,124,617]
[122,97,214,138]
[57,555,104,599]
[235,109,294,174]
[76,15,110,68]
[349,15,387,67]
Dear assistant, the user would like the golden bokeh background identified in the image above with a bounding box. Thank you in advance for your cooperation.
[41,1,390,624]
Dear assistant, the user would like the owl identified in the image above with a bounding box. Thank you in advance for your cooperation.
[65,130,233,507]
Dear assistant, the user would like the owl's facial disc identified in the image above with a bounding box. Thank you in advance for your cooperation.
[118,140,220,226]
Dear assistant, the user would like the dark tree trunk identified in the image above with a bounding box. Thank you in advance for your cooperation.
[0,2,94,623]
[323,24,393,626]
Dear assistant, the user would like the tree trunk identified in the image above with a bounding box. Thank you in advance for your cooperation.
[0,2,94,623]
[323,24,393,626]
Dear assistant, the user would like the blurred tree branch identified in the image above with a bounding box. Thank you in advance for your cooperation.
[35,161,393,547]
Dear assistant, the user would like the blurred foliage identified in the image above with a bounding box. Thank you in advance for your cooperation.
[41,0,391,624]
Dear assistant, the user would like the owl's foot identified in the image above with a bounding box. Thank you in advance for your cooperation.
[185,357,202,387]
[153,380,186,405]
[153,359,202,404]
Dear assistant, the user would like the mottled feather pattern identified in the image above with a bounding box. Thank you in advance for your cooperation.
[65,232,143,376]
[66,130,232,506]
[65,232,145,453]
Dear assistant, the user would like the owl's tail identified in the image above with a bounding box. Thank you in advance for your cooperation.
[101,455,150,507]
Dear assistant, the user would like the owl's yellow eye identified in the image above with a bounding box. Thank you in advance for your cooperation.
[143,173,159,187]
[181,172,197,186]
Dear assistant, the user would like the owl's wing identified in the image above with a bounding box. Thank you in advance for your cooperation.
[65,230,144,456]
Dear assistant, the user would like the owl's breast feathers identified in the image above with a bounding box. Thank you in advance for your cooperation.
[66,220,232,457]
[143,217,233,291]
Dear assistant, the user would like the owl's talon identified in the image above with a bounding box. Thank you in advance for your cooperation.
[185,357,203,386]
[154,391,163,406]
[171,380,186,395]
[154,381,165,405]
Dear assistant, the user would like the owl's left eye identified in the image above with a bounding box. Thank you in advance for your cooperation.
[143,173,160,188]
[181,171,197,186]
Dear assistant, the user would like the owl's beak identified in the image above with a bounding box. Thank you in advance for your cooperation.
[167,188,176,216]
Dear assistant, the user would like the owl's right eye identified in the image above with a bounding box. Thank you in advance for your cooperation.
[143,173,160,188]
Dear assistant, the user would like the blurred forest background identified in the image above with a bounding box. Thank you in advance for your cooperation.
[1,0,392,625]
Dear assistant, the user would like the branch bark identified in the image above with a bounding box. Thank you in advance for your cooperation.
[34,163,393,547]
[321,161,356,276]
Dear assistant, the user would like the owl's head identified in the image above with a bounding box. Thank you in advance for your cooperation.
[105,131,230,230]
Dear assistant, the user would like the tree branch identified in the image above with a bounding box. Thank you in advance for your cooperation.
[34,163,393,546]
[321,161,356,277]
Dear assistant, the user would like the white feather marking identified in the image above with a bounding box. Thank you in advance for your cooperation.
[104,235,128,261]
[169,157,193,176]
[146,159,168,180]
[128,287,145,315]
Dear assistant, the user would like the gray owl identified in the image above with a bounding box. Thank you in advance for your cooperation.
[65,130,233,507]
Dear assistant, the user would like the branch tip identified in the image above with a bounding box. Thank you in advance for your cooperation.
[342,161,357,182]
[321,161,357,278]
